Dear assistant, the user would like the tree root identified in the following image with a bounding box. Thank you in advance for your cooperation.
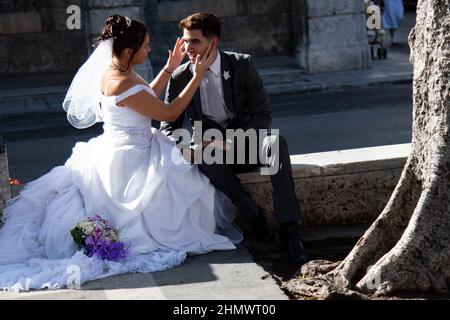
[333,163,419,288]
[356,177,450,295]
[285,172,450,298]
[283,260,368,300]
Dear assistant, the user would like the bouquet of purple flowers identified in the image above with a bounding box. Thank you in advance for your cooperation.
[70,214,128,262]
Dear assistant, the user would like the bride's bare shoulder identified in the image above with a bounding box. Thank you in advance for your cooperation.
[100,69,138,97]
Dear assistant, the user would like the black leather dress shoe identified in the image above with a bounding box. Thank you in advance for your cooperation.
[279,224,309,266]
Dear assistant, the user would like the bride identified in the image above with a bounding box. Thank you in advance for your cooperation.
[0,15,241,292]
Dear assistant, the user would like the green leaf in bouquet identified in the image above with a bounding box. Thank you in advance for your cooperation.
[70,227,84,246]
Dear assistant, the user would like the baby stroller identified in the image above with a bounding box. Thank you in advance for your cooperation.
[367,29,387,59]
[366,0,388,59]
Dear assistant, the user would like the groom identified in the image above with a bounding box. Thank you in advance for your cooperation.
[161,12,308,266]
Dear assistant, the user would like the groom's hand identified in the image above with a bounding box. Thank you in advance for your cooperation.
[182,140,232,164]
[180,140,214,164]
[201,140,214,149]
[203,139,232,151]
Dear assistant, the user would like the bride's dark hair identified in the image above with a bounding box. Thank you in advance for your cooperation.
[97,14,148,67]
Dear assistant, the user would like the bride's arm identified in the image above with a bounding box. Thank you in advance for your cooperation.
[149,38,186,97]
[121,43,215,122]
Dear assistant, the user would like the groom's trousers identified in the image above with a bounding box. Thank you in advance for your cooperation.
[197,134,302,224]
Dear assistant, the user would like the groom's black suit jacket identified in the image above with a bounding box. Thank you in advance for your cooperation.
[160,50,272,136]
[161,51,301,224]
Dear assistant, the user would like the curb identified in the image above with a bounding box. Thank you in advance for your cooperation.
[266,77,413,96]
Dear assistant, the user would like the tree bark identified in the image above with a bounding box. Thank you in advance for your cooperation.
[284,0,450,298]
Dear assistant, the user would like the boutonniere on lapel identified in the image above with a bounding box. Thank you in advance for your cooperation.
[223,70,231,81]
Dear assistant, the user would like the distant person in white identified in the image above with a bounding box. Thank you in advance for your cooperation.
[382,0,405,45]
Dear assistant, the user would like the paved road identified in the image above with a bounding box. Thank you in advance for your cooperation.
[2,83,412,183]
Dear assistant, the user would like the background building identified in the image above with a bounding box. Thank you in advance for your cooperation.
[0,0,372,79]
[0,0,86,76]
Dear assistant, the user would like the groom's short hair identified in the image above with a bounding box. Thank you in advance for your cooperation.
[179,12,221,39]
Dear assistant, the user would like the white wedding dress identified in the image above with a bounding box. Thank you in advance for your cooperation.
[0,84,241,292]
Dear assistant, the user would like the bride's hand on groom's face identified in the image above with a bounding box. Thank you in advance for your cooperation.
[166,37,187,73]
[193,43,216,77]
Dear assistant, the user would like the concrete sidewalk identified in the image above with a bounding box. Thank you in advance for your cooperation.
[259,43,412,96]
[0,245,289,300]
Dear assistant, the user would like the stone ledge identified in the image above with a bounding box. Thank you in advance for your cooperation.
[1,143,411,230]
[239,143,410,183]
[238,143,410,228]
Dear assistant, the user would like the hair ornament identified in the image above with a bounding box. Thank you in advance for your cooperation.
[125,16,131,27]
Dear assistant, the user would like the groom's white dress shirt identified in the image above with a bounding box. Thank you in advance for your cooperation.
[200,52,233,127]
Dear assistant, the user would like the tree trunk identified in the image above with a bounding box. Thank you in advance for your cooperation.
[284,0,450,298]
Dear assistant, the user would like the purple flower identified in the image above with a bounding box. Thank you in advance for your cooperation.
[72,214,128,262]
[92,229,103,241]
[85,235,95,246]
[96,242,128,262]
[98,237,108,246]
